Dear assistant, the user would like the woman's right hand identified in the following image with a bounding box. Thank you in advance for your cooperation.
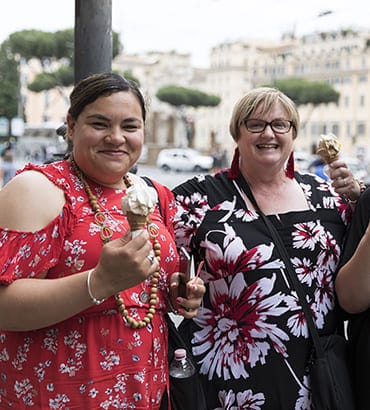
[91,230,159,300]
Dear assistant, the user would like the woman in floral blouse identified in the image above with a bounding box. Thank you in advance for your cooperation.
[172,87,361,409]
[0,72,204,409]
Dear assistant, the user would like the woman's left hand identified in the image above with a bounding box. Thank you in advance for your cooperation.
[169,273,206,318]
[327,159,361,201]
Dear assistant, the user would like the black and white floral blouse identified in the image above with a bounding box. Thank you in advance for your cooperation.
[172,169,352,410]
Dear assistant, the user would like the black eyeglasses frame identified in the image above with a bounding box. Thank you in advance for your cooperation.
[244,119,294,134]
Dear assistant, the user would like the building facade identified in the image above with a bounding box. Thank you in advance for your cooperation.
[22,28,370,164]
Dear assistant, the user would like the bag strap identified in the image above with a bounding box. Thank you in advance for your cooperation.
[141,176,174,238]
[236,175,325,359]
[141,176,164,216]
[142,176,194,357]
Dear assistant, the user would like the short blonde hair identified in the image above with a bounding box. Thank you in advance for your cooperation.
[229,87,300,141]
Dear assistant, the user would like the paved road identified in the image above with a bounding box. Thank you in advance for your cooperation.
[136,164,205,189]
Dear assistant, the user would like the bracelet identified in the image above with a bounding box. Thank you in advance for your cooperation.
[355,178,367,194]
[87,269,106,305]
[348,179,367,205]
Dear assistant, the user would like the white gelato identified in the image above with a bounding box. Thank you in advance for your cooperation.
[121,184,158,216]
[316,133,342,164]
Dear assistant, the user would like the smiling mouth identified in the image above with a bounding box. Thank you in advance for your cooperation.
[256,144,278,149]
[99,149,128,155]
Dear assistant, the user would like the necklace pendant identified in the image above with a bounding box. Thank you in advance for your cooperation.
[139,291,150,304]
[147,222,159,238]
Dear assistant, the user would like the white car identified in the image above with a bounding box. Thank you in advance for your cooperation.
[157,148,214,172]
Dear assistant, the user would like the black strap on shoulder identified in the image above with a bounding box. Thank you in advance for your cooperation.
[141,176,163,217]
[236,174,325,359]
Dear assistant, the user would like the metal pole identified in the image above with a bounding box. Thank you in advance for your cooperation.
[74,0,112,83]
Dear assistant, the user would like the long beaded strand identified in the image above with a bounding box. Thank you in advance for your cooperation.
[71,158,161,329]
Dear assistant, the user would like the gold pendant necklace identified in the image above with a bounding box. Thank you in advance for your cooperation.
[71,158,160,329]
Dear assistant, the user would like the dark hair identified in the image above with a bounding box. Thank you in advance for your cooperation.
[68,72,146,122]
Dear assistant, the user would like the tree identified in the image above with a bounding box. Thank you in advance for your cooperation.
[0,40,20,137]
[269,78,340,105]
[7,29,121,92]
[156,85,221,147]
[156,85,221,108]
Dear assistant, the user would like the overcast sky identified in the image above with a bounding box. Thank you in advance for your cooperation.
[1,0,369,67]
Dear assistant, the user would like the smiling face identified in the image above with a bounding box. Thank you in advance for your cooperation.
[237,101,295,177]
[67,91,144,188]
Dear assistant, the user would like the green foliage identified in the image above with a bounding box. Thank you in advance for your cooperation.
[54,29,74,60]
[0,41,19,120]
[112,32,121,58]
[269,78,340,105]
[27,73,59,92]
[5,28,122,92]
[156,85,221,108]
[28,66,74,92]
[8,30,56,62]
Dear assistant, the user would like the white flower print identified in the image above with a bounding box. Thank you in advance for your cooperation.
[201,223,282,281]
[292,257,316,287]
[174,191,210,248]
[193,273,290,380]
[292,221,326,251]
[216,388,265,409]
[99,348,120,371]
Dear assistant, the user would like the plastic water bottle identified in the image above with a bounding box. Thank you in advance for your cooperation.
[169,348,196,378]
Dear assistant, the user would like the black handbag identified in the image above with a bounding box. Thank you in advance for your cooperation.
[308,333,355,410]
[238,176,355,410]
[163,314,207,410]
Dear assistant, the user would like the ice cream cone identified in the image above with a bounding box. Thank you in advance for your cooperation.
[126,212,147,232]
[316,133,341,164]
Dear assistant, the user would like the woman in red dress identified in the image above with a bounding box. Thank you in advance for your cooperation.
[0,73,204,409]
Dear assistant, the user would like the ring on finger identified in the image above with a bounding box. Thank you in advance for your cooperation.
[146,254,154,264]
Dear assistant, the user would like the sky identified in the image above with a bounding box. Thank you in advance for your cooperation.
[0,0,369,67]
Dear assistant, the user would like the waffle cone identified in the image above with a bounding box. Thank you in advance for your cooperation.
[126,212,147,231]
[327,154,340,164]
[316,148,340,164]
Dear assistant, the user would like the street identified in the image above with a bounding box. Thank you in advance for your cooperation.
[136,164,205,189]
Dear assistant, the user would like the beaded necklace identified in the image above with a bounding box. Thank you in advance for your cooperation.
[71,158,161,329]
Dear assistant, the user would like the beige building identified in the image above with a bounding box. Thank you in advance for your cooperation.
[22,28,370,164]
[192,29,370,161]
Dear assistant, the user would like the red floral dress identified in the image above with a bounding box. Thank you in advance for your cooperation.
[0,160,179,409]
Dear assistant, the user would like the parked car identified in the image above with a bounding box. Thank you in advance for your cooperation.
[156,148,214,172]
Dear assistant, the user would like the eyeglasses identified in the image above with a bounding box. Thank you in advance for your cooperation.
[244,119,294,134]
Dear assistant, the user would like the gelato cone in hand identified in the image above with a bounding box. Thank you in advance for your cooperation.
[316,133,341,164]
[121,183,158,235]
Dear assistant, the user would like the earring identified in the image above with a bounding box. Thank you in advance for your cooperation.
[228,147,240,179]
[285,151,295,179]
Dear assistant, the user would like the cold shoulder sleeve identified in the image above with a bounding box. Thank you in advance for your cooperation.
[0,161,76,285]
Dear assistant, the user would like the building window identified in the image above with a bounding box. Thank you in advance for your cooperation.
[357,123,366,136]
[332,124,339,135]
[360,95,365,106]
[346,122,351,137]
[311,123,318,137]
